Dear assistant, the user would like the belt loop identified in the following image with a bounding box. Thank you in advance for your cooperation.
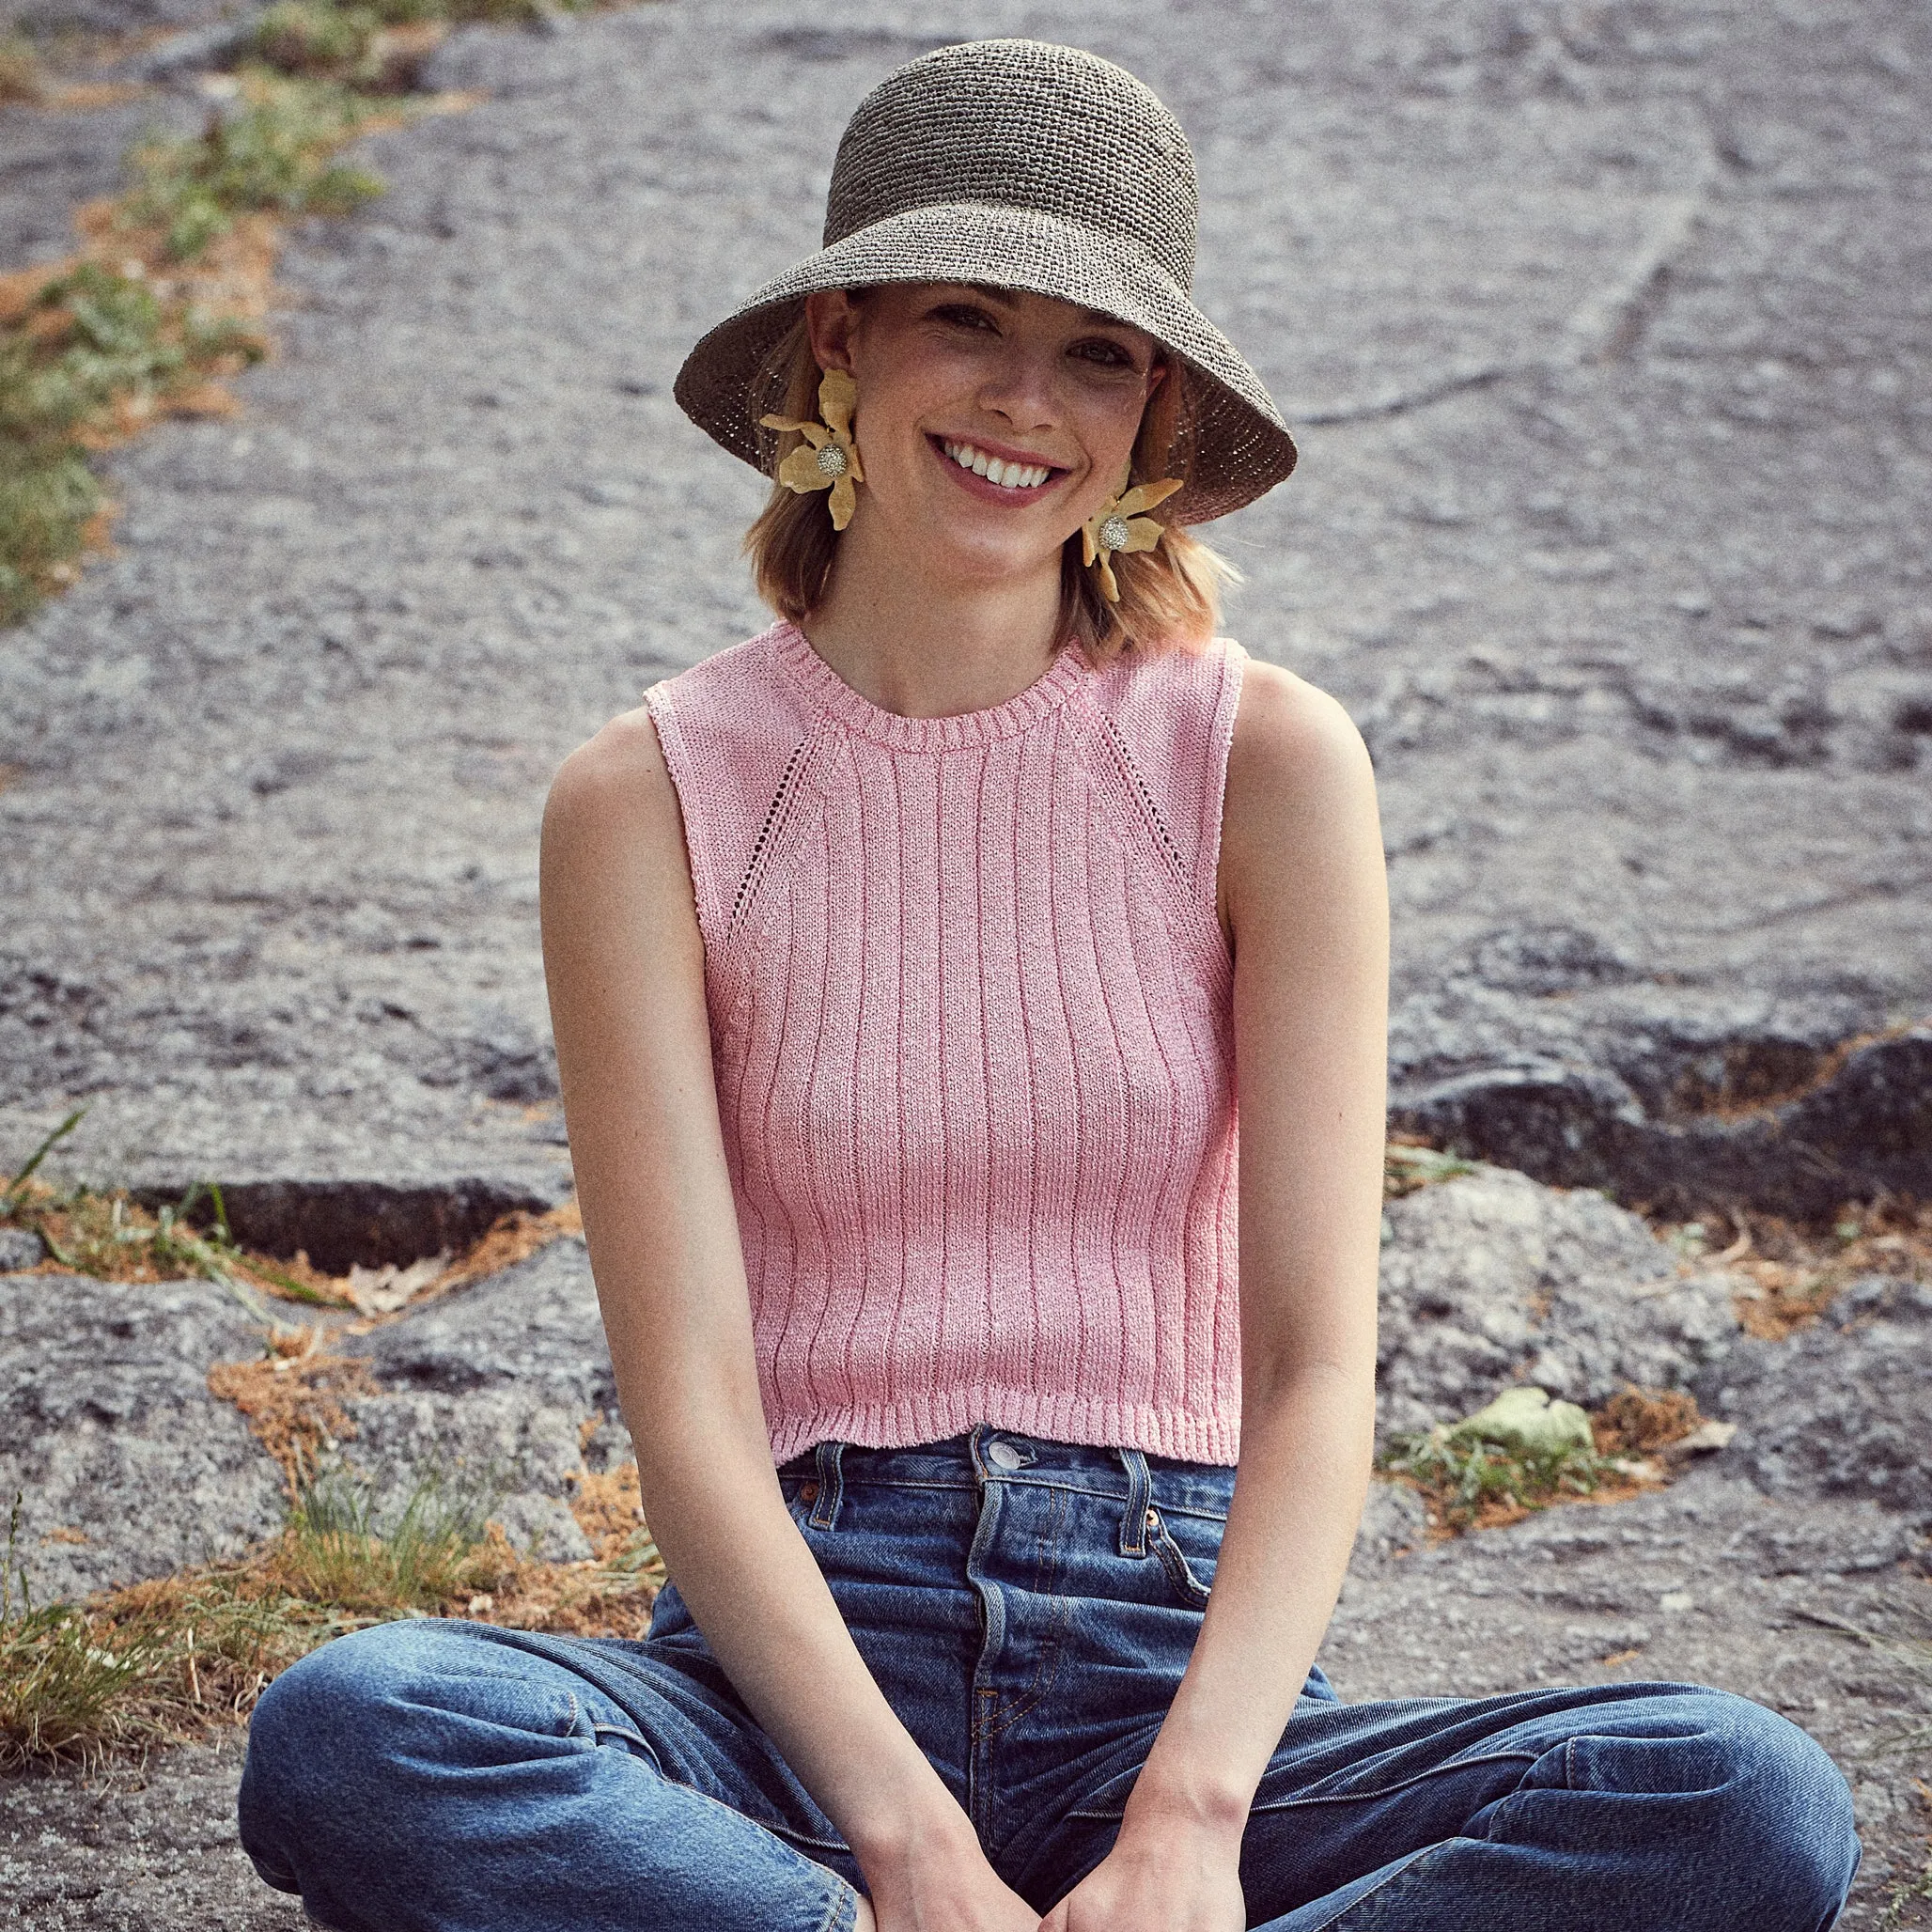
[1117,1446,1151,1557]
[810,1441,846,1531]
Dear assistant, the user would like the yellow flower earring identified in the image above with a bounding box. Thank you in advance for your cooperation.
[761,367,865,530]
[1081,468,1183,602]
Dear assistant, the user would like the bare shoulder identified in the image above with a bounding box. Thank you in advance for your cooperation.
[541,704,700,950]
[1218,657,1382,937]
[543,703,687,862]
[1225,657,1374,809]
[1221,661,1375,842]
[548,705,672,822]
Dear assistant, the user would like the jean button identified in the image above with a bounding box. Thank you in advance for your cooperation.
[986,1439,1024,1472]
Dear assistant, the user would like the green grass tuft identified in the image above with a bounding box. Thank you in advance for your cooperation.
[0,1465,660,1771]
[0,258,269,623]
[1379,1419,1611,1535]
[122,77,387,260]
[278,1466,505,1614]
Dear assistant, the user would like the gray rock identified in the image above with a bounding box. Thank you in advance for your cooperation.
[0,1272,285,1603]
[1377,1167,1737,1439]
[328,1239,626,1562]
[4,0,1932,1226]
[1355,1477,1428,1560]
[1696,1277,1932,1524]
[0,1225,43,1271]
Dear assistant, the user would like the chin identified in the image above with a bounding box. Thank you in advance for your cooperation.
[914,522,1065,585]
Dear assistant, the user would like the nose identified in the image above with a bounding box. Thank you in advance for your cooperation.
[975,338,1063,433]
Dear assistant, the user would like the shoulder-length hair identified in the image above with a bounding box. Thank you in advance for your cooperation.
[742,315,1238,661]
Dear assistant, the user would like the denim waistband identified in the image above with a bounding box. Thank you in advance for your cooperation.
[776,1427,1237,1545]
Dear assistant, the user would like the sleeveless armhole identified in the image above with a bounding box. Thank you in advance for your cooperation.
[640,680,724,952]
[641,629,825,971]
[1082,638,1246,962]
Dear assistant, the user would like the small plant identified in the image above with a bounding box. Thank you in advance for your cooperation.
[1881,1861,1932,1932]
[0,256,268,622]
[275,1467,508,1614]
[1380,1422,1610,1534]
[1384,1139,1475,1199]
[2,1111,351,1303]
[0,1459,663,1769]
[122,76,387,260]
[249,1,386,83]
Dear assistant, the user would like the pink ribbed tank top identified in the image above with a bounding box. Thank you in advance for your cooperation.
[645,621,1245,1466]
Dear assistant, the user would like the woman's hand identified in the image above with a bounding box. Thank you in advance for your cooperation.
[1037,1815,1245,1932]
[851,1812,1042,1932]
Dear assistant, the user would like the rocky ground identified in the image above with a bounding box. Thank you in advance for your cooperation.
[5,1168,1929,1924]
[2,0,1929,1923]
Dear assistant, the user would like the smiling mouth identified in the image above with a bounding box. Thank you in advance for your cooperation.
[934,437,1061,492]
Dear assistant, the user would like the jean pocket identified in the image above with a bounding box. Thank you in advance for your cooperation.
[1148,1507,1216,1610]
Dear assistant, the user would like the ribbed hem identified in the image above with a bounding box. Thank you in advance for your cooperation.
[767,1386,1241,1469]
[770,621,1088,751]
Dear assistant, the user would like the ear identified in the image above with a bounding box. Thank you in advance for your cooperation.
[803,288,863,373]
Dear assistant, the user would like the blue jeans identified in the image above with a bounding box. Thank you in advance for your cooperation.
[239,1429,1859,1930]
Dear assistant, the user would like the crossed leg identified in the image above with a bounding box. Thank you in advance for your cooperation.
[1010,1680,1861,1932]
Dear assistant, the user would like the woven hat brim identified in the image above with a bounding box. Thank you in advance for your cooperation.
[674,202,1296,525]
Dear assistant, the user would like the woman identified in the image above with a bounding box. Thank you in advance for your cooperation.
[239,39,1860,1932]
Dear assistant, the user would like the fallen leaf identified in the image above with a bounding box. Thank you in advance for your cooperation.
[344,1250,450,1316]
[1665,1420,1739,1457]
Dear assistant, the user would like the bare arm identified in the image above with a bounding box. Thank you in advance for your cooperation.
[1045,661,1389,1929]
[540,712,1034,1931]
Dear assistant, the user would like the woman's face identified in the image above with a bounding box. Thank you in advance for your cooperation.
[805,282,1165,588]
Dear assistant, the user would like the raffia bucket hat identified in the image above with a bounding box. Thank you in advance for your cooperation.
[674,38,1297,525]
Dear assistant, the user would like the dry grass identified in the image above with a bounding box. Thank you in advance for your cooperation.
[1,1449,665,1772]
[207,1332,381,1492]
[1655,1195,1932,1339]
[0,57,459,624]
[4,1112,585,1317]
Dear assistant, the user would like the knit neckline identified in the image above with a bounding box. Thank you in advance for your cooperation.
[771,621,1087,752]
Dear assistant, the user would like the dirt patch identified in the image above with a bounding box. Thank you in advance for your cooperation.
[1654,1196,1932,1340]
[1662,1022,1917,1125]
[206,1331,380,1493]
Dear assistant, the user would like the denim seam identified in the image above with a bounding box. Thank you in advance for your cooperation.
[1301,1843,1440,1931]
[589,1720,651,1756]
[631,1754,853,1856]
[974,1487,1076,1737]
[809,1470,1229,1522]
[972,1468,1229,1520]
[816,1875,863,1932]
[1150,1519,1211,1609]
[1251,1748,1542,1815]
[1064,1747,1543,1821]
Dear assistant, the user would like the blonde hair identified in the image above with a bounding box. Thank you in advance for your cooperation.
[743,316,1239,661]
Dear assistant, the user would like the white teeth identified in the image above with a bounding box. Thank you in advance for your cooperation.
[943,441,1049,491]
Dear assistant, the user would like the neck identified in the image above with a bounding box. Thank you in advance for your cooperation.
[800,514,1066,721]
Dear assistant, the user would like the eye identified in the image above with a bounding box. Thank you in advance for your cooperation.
[932,302,999,332]
[1070,337,1141,371]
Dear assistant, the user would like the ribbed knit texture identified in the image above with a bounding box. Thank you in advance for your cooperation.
[645,621,1245,1466]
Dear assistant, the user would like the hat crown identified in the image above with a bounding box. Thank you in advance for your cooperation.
[824,39,1199,294]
